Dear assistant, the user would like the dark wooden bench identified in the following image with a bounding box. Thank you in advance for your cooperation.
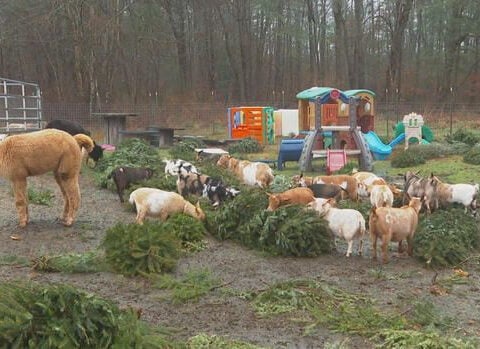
[118,130,161,145]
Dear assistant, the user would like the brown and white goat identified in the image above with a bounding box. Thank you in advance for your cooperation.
[429,174,478,215]
[266,187,315,211]
[369,184,394,208]
[293,174,359,201]
[369,197,422,263]
[129,188,205,224]
[404,171,438,213]
[352,171,387,198]
[217,154,274,188]
[308,198,366,257]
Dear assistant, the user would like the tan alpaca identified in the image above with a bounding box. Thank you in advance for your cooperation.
[0,129,94,227]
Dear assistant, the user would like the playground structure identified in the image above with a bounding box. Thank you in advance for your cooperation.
[364,113,433,160]
[403,112,424,149]
[296,87,375,172]
[0,77,42,133]
[277,139,305,170]
[227,106,275,145]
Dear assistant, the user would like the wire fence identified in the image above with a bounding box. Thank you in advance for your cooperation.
[42,101,480,143]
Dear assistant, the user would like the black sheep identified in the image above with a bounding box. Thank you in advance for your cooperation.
[45,119,104,164]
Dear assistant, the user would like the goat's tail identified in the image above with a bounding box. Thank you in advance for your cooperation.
[370,206,378,218]
[73,134,94,153]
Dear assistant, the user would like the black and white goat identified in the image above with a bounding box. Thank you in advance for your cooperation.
[163,159,199,177]
[177,172,240,207]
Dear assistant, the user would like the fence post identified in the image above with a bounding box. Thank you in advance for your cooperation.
[449,87,454,138]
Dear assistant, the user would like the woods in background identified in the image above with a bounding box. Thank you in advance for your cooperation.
[0,0,478,105]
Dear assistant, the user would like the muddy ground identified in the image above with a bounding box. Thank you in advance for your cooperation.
[0,172,479,348]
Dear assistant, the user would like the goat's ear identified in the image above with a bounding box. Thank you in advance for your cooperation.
[414,170,421,175]
[327,198,336,205]
[195,201,201,209]
[300,172,304,178]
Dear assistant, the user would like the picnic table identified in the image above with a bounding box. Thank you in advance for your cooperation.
[147,126,185,147]
[92,112,138,145]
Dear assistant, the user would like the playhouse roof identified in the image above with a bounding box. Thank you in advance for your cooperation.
[296,87,336,100]
[343,89,376,98]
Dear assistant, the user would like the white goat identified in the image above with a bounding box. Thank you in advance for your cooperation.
[369,184,394,208]
[129,187,205,224]
[308,198,366,257]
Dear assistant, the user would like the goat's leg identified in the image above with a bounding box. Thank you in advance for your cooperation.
[346,240,353,257]
[12,178,28,227]
[381,235,390,264]
[471,200,478,217]
[135,208,147,224]
[371,233,377,260]
[357,237,363,256]
[398,240,404,253]
[406,236,414,256]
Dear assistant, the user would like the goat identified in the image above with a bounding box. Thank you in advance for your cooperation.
[266,187,315,211]
[403,171,437,213]
[369,197,422,263]
[430,174,478,216]
[308,198,366,257]
[369,184,394,208]
[306,183,347,200]
[163,159,199,177]
[217,154,274,188]
[292,174,358,201]
[177,172,239,207]
[129,187,205,224]
[108,167,154,203]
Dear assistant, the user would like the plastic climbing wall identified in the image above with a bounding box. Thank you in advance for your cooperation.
[227,106,275,145]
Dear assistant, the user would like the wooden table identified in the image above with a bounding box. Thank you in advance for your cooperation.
[92,112,138,145]
[147,126,185,147]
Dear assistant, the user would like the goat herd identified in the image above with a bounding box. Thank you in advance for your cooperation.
[0,119,477,265]
[109,153,478,264]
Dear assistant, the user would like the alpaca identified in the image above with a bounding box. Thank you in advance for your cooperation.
[0,129,94,227]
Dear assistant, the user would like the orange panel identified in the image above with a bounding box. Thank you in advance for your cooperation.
[322,104,338,125]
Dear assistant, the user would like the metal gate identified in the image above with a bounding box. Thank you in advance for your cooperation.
[0,77,42,132]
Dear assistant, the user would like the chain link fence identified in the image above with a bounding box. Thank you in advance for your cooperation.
[43,101,480,143]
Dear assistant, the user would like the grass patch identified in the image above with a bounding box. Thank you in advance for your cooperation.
[31,251,105,273]
[187,333,265,348]
[374,155,480,183]
[250,279,478,347]
[375,329,477,349]
[27,187,54,206]
[0,254,30,267]
[154,268,220,304]
[251,279,405,336]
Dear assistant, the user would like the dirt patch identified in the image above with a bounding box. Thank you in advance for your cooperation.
[0,173,479,348]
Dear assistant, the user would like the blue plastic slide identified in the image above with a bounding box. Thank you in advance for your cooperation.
[388,132,405,148]
[362,131,392,160]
